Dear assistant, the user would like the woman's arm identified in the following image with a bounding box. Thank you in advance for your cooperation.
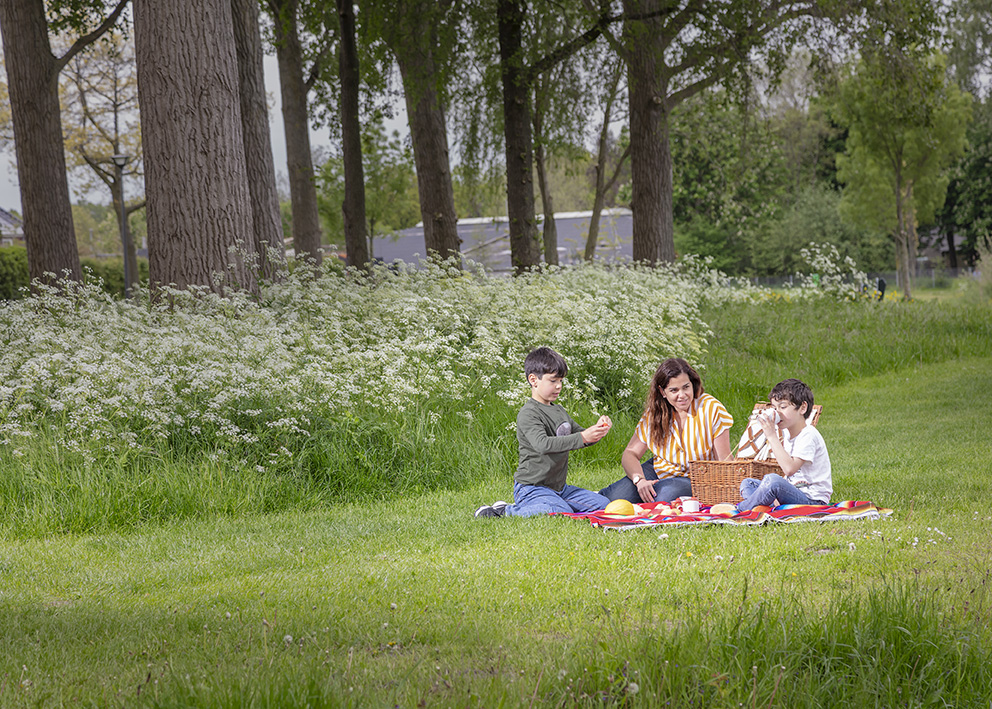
[622,433,658,503]
[713,429,731,460]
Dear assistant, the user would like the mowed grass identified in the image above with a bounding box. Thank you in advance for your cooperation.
[2,356,992,707]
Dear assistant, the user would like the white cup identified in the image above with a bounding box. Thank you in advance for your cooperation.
[682,498,700,514]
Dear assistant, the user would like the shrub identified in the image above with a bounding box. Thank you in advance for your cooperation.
[0,246,29,300]
[80,257,149,296]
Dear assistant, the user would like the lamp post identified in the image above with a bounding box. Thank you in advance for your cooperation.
[110,153,132,298]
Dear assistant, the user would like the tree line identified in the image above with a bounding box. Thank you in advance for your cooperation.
[0,0,989,299]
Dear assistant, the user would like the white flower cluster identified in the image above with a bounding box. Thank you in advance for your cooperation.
[787,243,872,301]
[0,257,772,460]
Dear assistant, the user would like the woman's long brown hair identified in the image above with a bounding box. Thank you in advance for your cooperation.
[645,358,704,452]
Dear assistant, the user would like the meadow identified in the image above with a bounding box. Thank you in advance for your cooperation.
[1,250,991,707]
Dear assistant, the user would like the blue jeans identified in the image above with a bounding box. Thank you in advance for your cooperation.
[505,482,609,518]
[738,474,826,511]
[598,458,692,503]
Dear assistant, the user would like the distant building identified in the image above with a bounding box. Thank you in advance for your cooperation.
[373,208,634,272]
[0,207,24,247]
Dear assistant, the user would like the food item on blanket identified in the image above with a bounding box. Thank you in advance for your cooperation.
[709,503,737,515]
[604,499,636,516]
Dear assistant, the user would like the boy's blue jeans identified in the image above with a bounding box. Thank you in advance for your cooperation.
[505,482,609,518]
[737,473,827,511]
[598,458,693,503]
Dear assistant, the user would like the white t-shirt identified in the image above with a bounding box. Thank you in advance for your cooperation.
[783,425,832,503]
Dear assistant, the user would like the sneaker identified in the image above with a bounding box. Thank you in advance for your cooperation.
[491,500,509,516]
[474,504,499,518]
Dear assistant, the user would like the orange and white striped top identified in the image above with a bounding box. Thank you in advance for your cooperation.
[635,393,733,478]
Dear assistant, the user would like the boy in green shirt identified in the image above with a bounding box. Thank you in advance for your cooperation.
[475,347,612,518]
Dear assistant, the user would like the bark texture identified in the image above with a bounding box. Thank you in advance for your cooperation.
[133,0,258,293]
[336,0,370,268]
[268,0,323,266]
[623,0,676,263]
[385,1,461,261]
[498,0,541,273]
[532,79,558,266]
[0,0,81,284]
[232,0,285,279]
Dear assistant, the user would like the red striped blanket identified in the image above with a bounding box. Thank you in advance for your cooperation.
[561,500,892,530]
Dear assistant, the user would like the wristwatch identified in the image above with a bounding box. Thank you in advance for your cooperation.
[632,475,642,485]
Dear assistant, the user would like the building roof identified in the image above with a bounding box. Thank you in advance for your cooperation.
[372,209,634,272]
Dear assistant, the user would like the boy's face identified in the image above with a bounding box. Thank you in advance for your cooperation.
[529,372,563,405]
[770,397,807,429]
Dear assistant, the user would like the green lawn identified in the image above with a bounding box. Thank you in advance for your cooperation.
[3,355,991,707]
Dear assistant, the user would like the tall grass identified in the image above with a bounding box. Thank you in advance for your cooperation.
[702,295,992,432]
[1,259,989,536]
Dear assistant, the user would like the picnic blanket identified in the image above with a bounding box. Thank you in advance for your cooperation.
[561,500,892,531]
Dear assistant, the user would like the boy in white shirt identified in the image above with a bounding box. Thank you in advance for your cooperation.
[737,379,832,511]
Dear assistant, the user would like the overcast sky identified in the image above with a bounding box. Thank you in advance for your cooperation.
[1,54,408,214]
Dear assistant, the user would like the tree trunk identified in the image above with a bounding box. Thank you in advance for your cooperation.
[133,0,258,294]
[391,29,461,261]
[585,65,628,262]
[894,179,913,301]
[498,0,541,273]
[533,106,558,266]
[623,0,676,264]
[945,225,958,269]
[268,0,323,266]
[232,0,285,280]
[534,143,558,265]
[111,181,139,295]
[0,0,81,285]
[335,0,370,269]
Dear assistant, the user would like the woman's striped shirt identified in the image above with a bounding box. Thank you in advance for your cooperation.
[635,393,733,478]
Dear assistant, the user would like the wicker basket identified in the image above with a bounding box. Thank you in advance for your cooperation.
[688,458,781,506]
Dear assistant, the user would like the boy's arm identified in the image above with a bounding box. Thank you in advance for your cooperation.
[519,407,588,453]
[759,416,805,476]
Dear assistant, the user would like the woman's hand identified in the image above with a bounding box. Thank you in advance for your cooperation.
[635,477,657,503]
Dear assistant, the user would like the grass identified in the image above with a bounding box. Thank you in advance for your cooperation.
[3,350,992,706]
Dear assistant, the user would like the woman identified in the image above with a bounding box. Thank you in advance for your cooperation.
[600,358,733,503]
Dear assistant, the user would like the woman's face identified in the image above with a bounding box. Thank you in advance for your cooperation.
[661,372,695,413]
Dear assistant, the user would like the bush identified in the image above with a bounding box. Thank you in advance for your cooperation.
[81,257,149,296]
[0,246,29,300]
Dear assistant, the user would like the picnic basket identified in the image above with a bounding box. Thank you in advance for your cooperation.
[688,402,822,506]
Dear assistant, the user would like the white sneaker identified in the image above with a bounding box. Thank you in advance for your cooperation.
[474,504,498,518]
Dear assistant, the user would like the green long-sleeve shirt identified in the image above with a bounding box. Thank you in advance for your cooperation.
[514,398,588,491]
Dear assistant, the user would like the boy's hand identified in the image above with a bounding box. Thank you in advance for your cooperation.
[581,419,611,444]
[757,409,777,437]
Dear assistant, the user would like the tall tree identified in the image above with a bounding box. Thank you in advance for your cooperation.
[62,31,142,293]
[373,0,462,261]
[231,0,285,280]
[614,0,938,264]
[316,117,419,259]
[833,51,971,300]
[497,0,541,272]
[584,56,630,261]
[266,0,324,265]
[334,0,369,268]
[0,0,128,285]
[133,0,258,293]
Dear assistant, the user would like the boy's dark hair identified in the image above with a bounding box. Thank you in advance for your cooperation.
[770,378,814,415]
[524,347,568,380]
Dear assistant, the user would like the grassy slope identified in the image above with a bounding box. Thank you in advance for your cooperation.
[2,356,991,707]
